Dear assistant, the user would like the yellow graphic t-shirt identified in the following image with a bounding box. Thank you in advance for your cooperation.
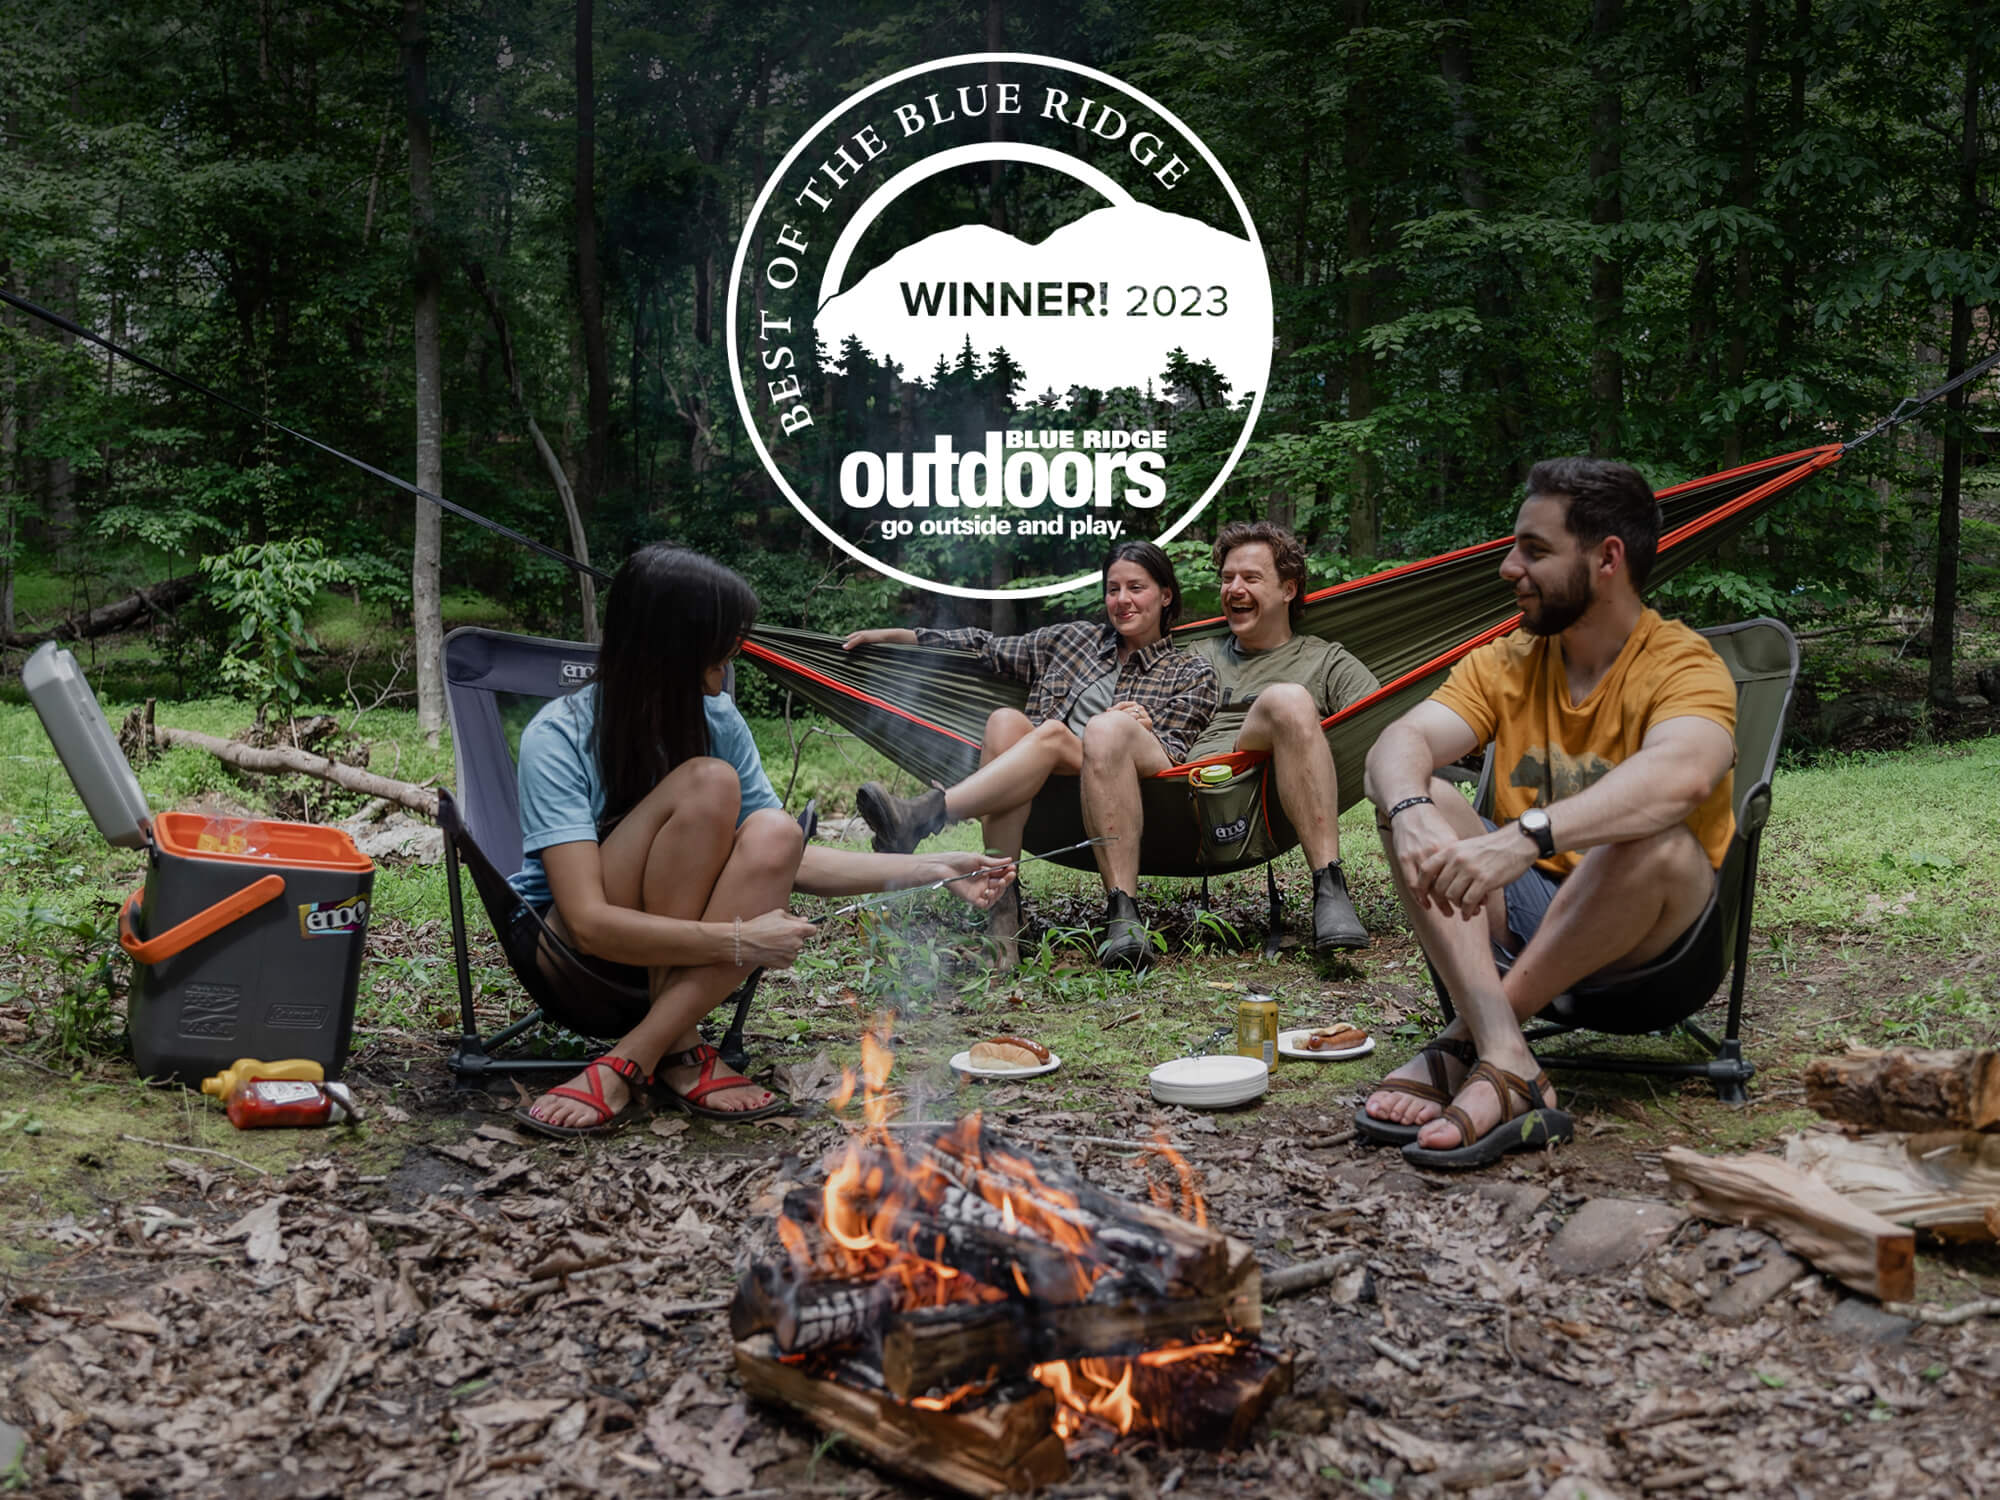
[1430,610,1737,876]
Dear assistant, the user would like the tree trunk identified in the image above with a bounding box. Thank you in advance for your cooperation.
[1,260,15,636]
[1343,0,1378,561]
[403,0,445,739]
[466,261,600,641]
[575,0,610,524]
[1441,8,1526,487]
[1929,46,1979,707]
[1722,0,1763,471]
[1588,0,1625,456]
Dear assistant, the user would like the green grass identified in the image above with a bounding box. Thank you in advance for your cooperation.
[1757,735,2000,943]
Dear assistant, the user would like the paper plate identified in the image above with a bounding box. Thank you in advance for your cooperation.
[1148,1054,1268,1108]
[1277,1028,1377,1062]
[950,1049,1062,1080]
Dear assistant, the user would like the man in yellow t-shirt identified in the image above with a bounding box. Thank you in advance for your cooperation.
[1359,457,1738,1170]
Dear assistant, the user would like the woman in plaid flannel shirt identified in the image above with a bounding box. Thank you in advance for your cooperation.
[844,541,1217,966]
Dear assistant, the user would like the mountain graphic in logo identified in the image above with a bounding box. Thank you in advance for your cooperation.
[816,203,1271,405]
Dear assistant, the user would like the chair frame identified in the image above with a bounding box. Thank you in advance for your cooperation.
[1429,617,1800,1103]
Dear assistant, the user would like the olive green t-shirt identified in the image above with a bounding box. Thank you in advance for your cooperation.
[1183,633,1380,761]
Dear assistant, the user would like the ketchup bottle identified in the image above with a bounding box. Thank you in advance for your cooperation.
[200,1059,361,1128]
[220,1078,361,1128]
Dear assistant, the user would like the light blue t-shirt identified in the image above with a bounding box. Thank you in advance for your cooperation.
[506,684,781,908]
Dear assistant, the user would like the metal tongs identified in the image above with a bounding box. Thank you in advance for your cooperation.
[811,835,1116,925]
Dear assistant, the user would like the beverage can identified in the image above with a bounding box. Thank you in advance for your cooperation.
[1235,992,1279,1068]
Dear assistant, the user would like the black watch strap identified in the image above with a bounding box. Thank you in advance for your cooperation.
[1518,811,1556,859]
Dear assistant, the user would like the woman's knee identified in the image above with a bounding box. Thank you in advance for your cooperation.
[1081,710,1141,760]
[735,807,807,872]
[983,707,1035,749]
[669,756,742,822]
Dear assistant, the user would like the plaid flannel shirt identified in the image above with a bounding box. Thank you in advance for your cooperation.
[914,618,1219,764]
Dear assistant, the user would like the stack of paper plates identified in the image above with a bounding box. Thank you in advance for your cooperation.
[1148,1054,1269,1109]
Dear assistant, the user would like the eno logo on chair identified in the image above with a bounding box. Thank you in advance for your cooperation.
[1211,817,1249,845]
[299,896,371,939]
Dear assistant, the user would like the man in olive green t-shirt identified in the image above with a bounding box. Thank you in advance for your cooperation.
[1081,521,1379,965]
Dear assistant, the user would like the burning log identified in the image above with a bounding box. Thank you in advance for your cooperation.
[1034,1342,1294,1449]
[729,1263,895,1353]
[735,1334,1069,1499]
[880,1236,1261,1401]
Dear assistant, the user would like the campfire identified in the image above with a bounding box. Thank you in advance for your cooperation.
[730,1018,1289,1496]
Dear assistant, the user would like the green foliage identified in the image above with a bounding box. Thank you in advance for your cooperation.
[0,894,125,1065]
[199,539,350,719]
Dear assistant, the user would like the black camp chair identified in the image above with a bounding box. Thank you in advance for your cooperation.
[1428,617,1800,1103]
[439,626,815,1087]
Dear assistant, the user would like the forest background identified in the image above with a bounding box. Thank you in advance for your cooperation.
[0,0,1995,734]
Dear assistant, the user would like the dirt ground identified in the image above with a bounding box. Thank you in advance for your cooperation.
[5,908,2000,1500]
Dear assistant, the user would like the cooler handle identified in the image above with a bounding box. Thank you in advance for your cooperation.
[118,874,287,964]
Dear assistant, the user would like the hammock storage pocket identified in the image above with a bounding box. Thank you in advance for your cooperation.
[1187,765,1291,871]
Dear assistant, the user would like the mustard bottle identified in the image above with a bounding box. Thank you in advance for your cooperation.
[200,1058,325,1099]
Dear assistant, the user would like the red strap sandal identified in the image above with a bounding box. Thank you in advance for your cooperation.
[658,1043,789,1122]
[515,1054,649,1139]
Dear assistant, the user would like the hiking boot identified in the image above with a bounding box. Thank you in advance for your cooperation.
[1099,889,1153,971]
[989,884,1025,973]
[1312,860,1371,951]
[855,783,949,854]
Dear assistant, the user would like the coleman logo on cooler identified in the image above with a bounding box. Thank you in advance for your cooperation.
[299,896,370,939]
[730,54,1271,600]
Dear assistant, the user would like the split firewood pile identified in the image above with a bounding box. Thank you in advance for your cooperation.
[7,1055,2000,1497]
[1663,1046,2000,1306]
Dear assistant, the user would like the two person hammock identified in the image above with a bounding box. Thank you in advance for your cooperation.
[739,444,1845,877]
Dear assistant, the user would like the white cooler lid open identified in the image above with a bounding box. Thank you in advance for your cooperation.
[21,642,153,849]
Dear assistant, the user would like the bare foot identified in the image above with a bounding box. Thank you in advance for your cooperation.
[660,1054,773,1113]
[1412,1052,1557,1151]
[528,1058,638,1129]
[1362,1030,1475,1127]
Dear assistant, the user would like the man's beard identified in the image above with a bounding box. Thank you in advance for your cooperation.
[1521,558,1594,636]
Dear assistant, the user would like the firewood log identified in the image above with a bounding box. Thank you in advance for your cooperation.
[1785,1131,2000,1241]
[736,1334,1068,1498]
[1804,1047,2000,1133]
[1663,1147,1916,1301]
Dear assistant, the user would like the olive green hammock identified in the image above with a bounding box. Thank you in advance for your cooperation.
[738,445,1844,878]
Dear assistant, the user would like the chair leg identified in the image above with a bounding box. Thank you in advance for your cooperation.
[717,967,766,1073]
[1262,863,1284,960]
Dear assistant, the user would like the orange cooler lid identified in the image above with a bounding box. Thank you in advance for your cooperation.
[153,811,374,872]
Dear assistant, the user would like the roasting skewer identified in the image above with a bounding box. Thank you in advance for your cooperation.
[812,836,1116,925]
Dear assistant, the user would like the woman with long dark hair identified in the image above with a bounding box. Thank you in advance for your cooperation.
[843,540,1215,967]
[510,546,1011,1137]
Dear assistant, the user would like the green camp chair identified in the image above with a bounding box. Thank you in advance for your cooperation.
[1428,617,1801,1103]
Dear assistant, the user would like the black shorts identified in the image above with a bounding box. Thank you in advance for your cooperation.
[1479,819,1727,1035]
[503,901,651,1040]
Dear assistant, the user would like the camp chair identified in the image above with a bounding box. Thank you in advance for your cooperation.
[1427,616,1800,1103]
[439,626,815,1087]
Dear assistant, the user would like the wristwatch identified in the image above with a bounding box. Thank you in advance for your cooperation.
[1517,806,1557,860]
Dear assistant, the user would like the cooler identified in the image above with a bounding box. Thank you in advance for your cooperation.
[21,642,375,1084]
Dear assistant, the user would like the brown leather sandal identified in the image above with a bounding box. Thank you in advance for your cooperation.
[1401,1060,1573,1169]
[1353,1035,1478,1146]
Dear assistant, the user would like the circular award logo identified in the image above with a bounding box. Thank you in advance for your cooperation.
[728,54,1272,600]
